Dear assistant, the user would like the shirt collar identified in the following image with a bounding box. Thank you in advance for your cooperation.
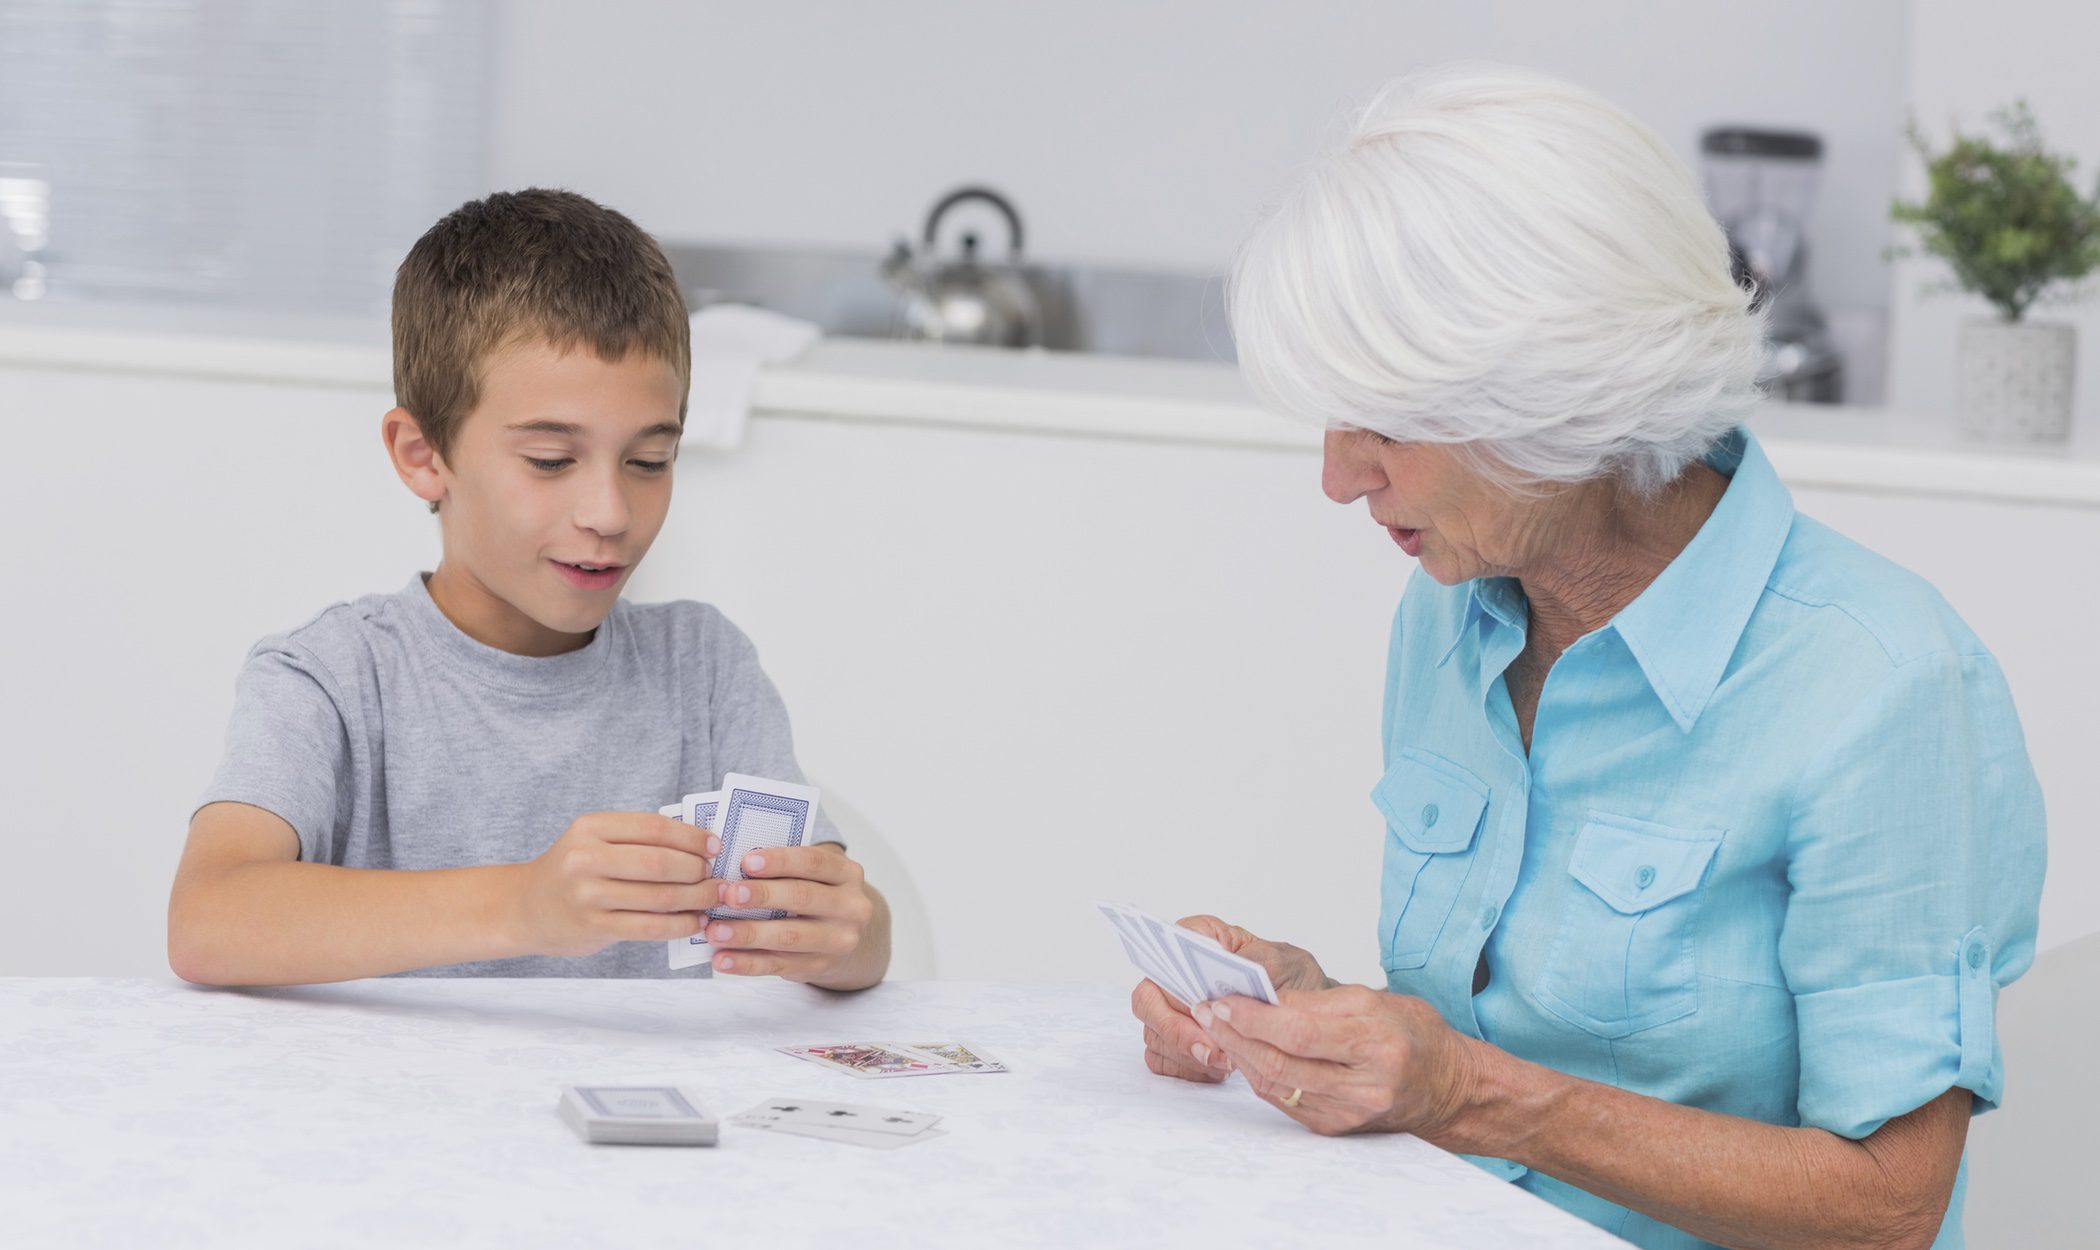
[1435,426,1795,733]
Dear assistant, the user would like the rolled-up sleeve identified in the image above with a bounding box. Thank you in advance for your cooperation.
[1779,648,2046,1140]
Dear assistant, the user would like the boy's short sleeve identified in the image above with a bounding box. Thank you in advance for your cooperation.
[193,642,353,865]
[700,609,843,847]
[1779,649,2046,1141]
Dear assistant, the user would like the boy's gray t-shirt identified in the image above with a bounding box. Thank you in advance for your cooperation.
[195,571,840,978]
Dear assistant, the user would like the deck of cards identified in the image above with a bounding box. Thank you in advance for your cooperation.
[660,773,822,971]
[731,1097,946,1150]
[558,1085,719,1145]
[1096,902,1280,1008]
[776,1040,1009,1079]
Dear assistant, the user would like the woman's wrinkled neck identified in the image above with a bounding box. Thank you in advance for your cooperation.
[1512,463,1729,652]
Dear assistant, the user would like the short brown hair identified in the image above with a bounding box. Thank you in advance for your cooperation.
[392,189,690,512]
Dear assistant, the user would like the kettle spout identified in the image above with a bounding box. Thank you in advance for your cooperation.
[879,238,918,292]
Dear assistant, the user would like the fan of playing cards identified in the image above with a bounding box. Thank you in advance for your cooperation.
[1095,902,1280,1007]
[659,773,820,971]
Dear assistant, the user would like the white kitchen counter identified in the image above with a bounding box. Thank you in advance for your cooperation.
[3,303,2098,507]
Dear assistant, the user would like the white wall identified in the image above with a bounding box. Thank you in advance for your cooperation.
[489,0,1909,336]
[3,361,2091,983]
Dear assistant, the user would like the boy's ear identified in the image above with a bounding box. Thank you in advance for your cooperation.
[381,407,448,512]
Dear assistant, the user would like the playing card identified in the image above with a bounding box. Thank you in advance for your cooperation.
[777,1042,950,1079]
[711,774,821,922]
[1170,925,1281,1005]
[558,1085,718,1145]
[897,1042,1009,1074]
[664,792,724,972]
[1097,902,1202,1006]
[734,1098,940,1137]
[730,1097,945,1149]
[1094,904,1176,993]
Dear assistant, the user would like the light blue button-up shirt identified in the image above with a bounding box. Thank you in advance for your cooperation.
[1375,426,2046,1249]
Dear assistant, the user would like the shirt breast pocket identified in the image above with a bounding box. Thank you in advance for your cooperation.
[1373,749,1490,972]
[1535,812,1724,1039]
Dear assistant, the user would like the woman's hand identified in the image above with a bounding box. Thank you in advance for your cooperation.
[1130,915,1334,1083]
[1194,985,1479,1140]
[701,843,887,990]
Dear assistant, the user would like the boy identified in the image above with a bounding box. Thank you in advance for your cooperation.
[167,189,889,988]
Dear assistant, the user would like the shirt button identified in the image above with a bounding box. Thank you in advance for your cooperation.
[1420,803,1440,828]
[1479,904,1499,929]
[1634,865,1657,889]
[1966,941,1986,970]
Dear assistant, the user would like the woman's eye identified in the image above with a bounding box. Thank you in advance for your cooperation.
[526,457,571,472]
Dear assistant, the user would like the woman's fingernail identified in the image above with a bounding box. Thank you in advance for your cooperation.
[1192,1043,1210,1066]
[715,955,734,971]
[733,885,750,904]
[1211,1002,1233,1022]
[1192,1004,1214,1028]
[746,853,765,873]
[707,835,721,856]
[710,924,732,942]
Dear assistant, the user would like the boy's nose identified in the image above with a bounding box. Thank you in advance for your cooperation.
[572,471,632,537]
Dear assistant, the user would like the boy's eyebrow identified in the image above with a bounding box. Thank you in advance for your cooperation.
[504,419,684,441]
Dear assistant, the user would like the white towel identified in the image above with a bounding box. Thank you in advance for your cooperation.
[684,303,822,450]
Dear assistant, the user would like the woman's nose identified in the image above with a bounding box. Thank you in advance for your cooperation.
[1321,429,1386,504]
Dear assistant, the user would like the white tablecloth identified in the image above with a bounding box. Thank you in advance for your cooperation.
[0,977,1629,1249]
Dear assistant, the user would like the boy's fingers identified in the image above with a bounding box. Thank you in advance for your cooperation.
[596,813,715,860]
[719,876,846,917]
[740,844,861,885]
[602,843,712,885]
[606,908,708,943]
[598,879,720,914]
[704,918,847,955]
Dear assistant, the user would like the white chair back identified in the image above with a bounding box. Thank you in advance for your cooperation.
[813,782,938,980]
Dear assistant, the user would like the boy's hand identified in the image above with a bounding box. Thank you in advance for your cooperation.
[512,812,722,958]
[703,844,880,987]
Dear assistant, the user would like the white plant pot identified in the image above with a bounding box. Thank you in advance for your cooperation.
[1956,316,2075,443]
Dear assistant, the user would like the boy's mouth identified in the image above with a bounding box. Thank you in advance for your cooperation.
[553,559,625,590]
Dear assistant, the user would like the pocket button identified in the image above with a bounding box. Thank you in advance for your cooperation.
[1634,864,1657,890]
[1421,803,1440,828]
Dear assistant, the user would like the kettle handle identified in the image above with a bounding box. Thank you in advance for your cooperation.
[922,186,1025,259]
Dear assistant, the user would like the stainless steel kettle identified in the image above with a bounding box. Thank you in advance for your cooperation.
[881,186,1043,348]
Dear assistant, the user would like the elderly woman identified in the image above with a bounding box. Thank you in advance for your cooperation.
[1129,64,2046,1250]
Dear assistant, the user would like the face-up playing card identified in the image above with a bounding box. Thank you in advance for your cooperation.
[736,1098,939,1137]
[711,774,821,922]
[777,1042,950,1079]
[731,1097,948,1149]
[898,1042,1008,1074]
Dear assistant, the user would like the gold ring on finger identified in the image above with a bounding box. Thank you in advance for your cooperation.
[1281,1087,1304,1108]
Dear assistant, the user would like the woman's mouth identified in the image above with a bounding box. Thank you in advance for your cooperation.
[1388,527,1423,557]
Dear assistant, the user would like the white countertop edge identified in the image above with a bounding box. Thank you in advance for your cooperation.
[6,320,2097,507]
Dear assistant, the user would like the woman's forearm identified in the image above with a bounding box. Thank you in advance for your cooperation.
[1431,1037,1967,1250]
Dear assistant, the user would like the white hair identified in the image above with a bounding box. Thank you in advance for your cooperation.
[1229,62,1770,498]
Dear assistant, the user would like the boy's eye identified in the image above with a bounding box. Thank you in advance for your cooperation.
[523,458,673,473]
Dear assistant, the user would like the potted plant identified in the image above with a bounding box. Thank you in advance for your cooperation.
[1889,100,2100,443]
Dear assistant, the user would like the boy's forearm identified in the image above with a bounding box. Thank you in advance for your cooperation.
[168,860,533,986]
